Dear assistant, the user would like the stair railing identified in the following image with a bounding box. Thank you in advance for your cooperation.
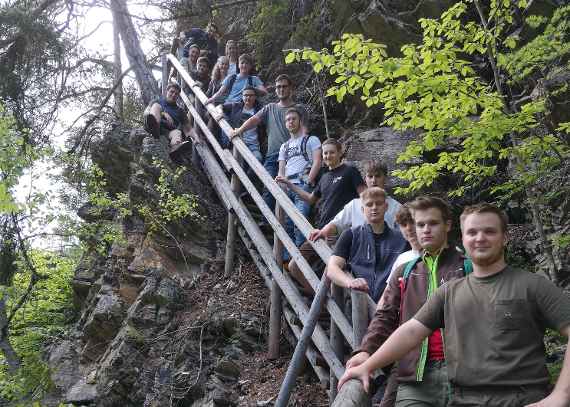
[165,53,374,405]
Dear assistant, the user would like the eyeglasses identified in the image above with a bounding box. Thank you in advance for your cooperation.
[243,94,256,98]
[276,85,290,89]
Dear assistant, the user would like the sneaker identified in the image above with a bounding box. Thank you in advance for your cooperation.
[144,113,161,139]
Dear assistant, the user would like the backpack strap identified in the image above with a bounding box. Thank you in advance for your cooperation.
[226,73,238,92]
[463,258,473,275]
[300,134,310,163]
[402,256,422,280]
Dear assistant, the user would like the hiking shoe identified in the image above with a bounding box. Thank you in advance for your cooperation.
[169,141,192,163]
[144,114,161,139]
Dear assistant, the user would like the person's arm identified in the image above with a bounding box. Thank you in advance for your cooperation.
[307,146,322,186]
[327,255,369,292]
[308,222,337,242]
[329,200,355,235]
[253,77,268,97]
[233,113,262,138]
[206,84,227,105]
[277,159,286,178]
[525,325,570,407]
[338,319,432,392]
[275,176,318,204]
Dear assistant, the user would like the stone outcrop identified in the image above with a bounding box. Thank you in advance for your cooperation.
[44,126,263,406]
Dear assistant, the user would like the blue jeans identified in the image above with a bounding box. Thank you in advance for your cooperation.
[262,152,279,212]
[283,181,312,261]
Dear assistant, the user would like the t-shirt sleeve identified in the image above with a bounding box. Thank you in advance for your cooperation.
[333,229,353,260]
[307,136,322,154]
[330,200,353,232]
[222,75,231,88]
[534,277,570,331]
[255,105,268,124]
[414,284,446,330]
[278,142,287,162]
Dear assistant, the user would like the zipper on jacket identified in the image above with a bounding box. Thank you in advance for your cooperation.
[415,254,440,382]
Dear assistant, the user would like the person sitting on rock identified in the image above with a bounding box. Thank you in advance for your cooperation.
[180,22,219,68]
[205,53,267,104]
[143,82,192,161]
[326,187,408,303]
[309,160,402,244]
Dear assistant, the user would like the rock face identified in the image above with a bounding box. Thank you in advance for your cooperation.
[44,126,263,406]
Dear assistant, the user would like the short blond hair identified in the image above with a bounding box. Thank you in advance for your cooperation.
[360,187,387,203]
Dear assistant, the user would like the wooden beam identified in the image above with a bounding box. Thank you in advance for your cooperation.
[331,379,370,407]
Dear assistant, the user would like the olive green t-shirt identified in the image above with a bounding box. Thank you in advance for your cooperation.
[415,266,570,387]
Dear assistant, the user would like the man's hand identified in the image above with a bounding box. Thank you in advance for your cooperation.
[275,175,290,185]
[205,98,213,105]
[230,128,241,139]
[525,392,570,407]
[337,365,372,393]
[348,278,369,292]
[309,229,326,242]
[346,352,370,369]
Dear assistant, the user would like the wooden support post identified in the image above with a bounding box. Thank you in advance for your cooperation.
[161,54,168,96]
[268,203,284,359]
[351,290,369,349]
[329,283,344,404]
[224,146,241,277]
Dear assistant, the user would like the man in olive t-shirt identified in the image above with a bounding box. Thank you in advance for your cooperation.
[338,203,570,407]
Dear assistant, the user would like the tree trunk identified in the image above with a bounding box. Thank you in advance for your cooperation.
[112,6,124,118]
[0,297,20,373]
[110,0,159,105]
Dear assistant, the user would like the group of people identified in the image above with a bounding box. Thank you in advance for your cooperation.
[142,22,570,407]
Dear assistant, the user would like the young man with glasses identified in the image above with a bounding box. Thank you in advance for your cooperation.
[218,86,264,162]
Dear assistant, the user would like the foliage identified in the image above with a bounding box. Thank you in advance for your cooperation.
[137,161,203,234]
[498,6,570,83]
[0,250,75,403]
[246,0,291,68]
[285,1,570,200]
[0,105,48,214]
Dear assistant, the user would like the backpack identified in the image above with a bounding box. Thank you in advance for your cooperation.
[401,256,473,289]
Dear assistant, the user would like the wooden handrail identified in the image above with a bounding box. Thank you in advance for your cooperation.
[165,53,376,404]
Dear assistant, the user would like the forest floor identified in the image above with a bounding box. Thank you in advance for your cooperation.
[194,257,329,407]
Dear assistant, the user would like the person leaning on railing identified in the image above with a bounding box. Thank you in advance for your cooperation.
[276,138,365,295]
[340,202,570,407]
[230,74,302,213]
[310,160,402,244]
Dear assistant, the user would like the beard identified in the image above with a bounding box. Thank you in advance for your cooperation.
[470,248,505,267]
